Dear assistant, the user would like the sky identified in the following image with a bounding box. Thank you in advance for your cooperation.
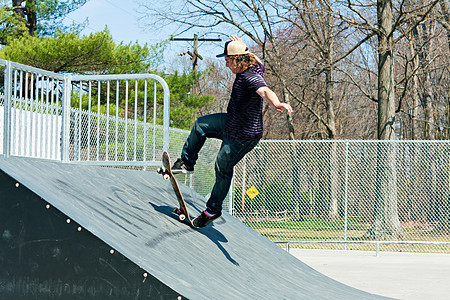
[64,0,226,70]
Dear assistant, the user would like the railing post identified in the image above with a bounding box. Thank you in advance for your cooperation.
[3,61,12,158]
[61,75,72,162]
[228,175,234,215]
[162,79,170,152]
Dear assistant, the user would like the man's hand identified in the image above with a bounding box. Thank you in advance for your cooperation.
[256,87,293,113]
[274,103,293,113]
[229,35,242,42]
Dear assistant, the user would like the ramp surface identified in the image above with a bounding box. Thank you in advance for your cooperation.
[0,157,391,299]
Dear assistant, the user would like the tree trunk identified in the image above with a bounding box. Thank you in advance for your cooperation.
[409,29,420,139]
[365,0,403,240]
[327,141,339,221]
[283,88,295,140]
[12,0,37,36]
[25,0,37,36]
[440,0,450,50]
[12,0,25,19]
[324,66,339,221]
[324,0,337,139]
[417,22,436,139]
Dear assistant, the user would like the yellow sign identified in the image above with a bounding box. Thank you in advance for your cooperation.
[246,185,259,199]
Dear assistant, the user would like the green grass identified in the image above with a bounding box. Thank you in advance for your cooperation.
[240,217,450,254]
[245,217,368,231]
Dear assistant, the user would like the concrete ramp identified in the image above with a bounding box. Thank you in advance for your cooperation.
[0,157,390,299]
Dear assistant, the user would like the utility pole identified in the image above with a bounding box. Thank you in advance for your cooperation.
[171,34,221,95]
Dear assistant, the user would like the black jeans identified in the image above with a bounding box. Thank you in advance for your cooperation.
[181,113,260,214]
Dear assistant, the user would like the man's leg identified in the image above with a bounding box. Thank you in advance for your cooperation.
[193,136,259,228]
[180,113,227,168]
[206,136,260,214]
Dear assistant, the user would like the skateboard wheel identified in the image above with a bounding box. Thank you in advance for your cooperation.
[179,214,186,221]
[163,174,170,181]
[157,168,162,174]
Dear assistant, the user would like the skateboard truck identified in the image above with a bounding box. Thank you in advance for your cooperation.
[172,208,186,221]
[157,168,171,181]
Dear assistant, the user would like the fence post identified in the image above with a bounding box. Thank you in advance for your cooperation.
[61,75,72,162]
[343,140,350,250]
[3,61,12,158]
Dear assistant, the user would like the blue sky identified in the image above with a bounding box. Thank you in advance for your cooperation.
[65,0,159,44]
[65,0,225,69]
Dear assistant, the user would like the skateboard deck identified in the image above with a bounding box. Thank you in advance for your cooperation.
[157,151,193,226]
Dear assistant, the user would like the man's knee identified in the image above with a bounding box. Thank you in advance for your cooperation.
[194,116,203,127]
[215,154,234,178]
[215,164,233,180]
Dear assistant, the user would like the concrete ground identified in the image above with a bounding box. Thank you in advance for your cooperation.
[290,249,450,300]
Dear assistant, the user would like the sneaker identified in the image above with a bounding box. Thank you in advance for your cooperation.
[193,210,222,228]
[172,158,194,174]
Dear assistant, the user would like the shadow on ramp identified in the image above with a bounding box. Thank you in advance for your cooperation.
[149,202,239,266]
[0,157,393,299]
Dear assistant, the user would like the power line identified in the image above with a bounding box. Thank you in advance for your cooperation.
[64,15,124,44]
[172,34,222,95]
[103,0,135,18]
[171,37,222,42]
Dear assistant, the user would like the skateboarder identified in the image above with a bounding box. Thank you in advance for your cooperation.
[172,35,293,228]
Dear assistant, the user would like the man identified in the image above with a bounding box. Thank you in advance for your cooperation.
[172,35,293,228]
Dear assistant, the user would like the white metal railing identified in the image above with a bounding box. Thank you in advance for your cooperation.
[1,59,170,166]
[67,73,170,167]
[1,59,222,205]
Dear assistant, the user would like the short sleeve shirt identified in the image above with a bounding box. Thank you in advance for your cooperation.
[225,61,267,140]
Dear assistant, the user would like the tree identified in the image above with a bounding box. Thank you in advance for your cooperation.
[0,30,165,74]
[165,70,215,129]
[0,0,87,44]
[138,0,296,139]
[332,0,439,239]
[0,28,215,131]
[140,0,450,236]
[0,29,171,127]
[0,1,28,44]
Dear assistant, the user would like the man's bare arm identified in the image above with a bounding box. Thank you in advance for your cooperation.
[229,35,292,113]
[256,87,293,113]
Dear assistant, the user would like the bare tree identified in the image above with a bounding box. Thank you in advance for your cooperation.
[328,0,439,239]
[140,0,443,236]
[438,0,450,48]
[139,0,295,139]
[276,0,344,220]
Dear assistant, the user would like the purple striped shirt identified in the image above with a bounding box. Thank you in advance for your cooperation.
[225,61,267,140]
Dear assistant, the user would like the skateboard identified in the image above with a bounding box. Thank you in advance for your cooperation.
[157,151,193,226]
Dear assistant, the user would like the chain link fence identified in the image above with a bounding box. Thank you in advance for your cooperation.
[233,140,450,253]
[3,60,450,254]
[166,127,222,202]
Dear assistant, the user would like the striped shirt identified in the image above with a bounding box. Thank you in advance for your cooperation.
[225,61,267,140]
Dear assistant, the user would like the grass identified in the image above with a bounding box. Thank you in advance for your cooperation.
[281,243,450,254]
[241,217,450,254]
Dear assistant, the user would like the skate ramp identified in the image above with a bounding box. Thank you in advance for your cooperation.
[0,156,392,299]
